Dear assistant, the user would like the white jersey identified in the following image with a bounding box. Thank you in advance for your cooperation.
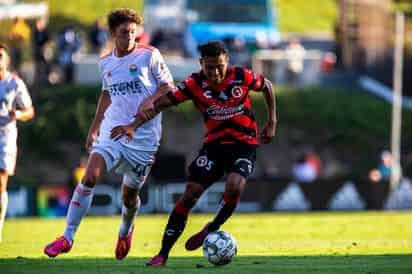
[0,73,32,174]
[0,73,32,130]
[98,43,173,151]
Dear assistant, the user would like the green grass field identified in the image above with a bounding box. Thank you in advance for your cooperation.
[1,212,412,274]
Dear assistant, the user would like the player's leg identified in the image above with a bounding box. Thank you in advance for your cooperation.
[115,149,155,260]
[209,172,246,231]
[0,142,17,243]
[44,152,108,257]
[0,170,9,243]
[185,146,255,251]
[64,153,107,242]
[147,144,222,266]
[146,182,206,266]
[115,177,140,260]
[184,174,246,251]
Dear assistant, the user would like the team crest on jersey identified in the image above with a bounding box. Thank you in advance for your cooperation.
[105,71,112,78]
[129,64,138,75]
[231,86,243,98]
[196,155,208,167]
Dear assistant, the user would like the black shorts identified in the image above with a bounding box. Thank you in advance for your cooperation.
[187,142,257,187]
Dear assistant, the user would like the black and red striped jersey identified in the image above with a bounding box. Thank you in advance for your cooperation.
[167,66,266,145]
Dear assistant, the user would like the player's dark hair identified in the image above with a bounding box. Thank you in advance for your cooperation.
[108,8,143,33]
[0,43,9,53]
[197,41,228,57]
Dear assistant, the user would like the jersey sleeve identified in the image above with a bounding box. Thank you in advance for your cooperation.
[15,78,32,109]
[166,78,192,105]
[244,68,265,92]
[150,49,174,85]
[98,59,109,92]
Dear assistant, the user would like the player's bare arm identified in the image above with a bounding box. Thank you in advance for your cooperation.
[138,82,174,121]
[260,78,277,144]
[110,93,174,142]
[9,106,34,122]
[86,90,111,152]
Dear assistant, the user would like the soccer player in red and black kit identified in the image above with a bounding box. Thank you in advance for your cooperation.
[111,40,277,266]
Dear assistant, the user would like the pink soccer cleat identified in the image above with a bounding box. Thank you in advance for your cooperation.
[185,223,211,251]
[115,225,134,260]
[145,254,167,267]
[44,236,73,258]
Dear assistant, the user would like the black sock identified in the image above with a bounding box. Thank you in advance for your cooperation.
[159,209,188,259]
[208,202,237,232]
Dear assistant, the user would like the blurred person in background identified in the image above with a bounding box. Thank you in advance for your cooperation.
[32,18,51,85]
[135,23,150,44]
[44,8,174,260]
[285,38,305,85]
[292,151,321,183]
[88,18,109,54]
[56,26,82,83]
[0,43,35,242]
[8,17,31,74]
[224,37,250,67]
[369,150,401,183]
[111,40,277,267]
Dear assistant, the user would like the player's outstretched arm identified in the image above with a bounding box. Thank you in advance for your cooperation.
[110,92,175,142]
[260,78,277,144]
[138,82,174,121]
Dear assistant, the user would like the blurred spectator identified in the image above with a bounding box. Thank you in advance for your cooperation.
[32,18,51,85]
[285,38,305,85]
[135,24,149,44]
[88,18,109,54]
[368,150,401,183]
[292,152,321,183]
[320,52,337,73]
[57,26,82,83]
[8,17,31,73]
[224,37,250,67]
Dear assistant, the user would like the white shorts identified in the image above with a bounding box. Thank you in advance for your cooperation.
[91,139,156,190]
[0,129,17,175]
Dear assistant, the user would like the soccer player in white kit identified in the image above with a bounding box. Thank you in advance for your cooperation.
[0,43,35,242]
[44,8,174,259]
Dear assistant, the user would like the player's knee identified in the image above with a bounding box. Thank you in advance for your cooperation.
[226,173,246,195]
[180,183,204,208]
[81,172,99,187]
[122,190,139,209]
[123,196,138,209]
[185,183,204,200]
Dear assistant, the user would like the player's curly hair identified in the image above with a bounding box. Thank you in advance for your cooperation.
[0,43,9,52]
[108,8,143,33]
[197,41,228,57]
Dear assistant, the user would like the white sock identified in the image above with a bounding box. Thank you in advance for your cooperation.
[119,197,140,237]
[64,184,94,243]
[0,192,8,241]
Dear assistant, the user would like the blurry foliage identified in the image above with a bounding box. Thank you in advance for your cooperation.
[19,85,99,153]
[19,85,412,158]
[12,0,144,33]
[393,0,412,13]
[275,0,338,32]
[251,86,412,151]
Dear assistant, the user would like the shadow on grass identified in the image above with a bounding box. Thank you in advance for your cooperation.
[1,254,412,274]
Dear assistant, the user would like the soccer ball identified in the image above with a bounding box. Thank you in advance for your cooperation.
[202,230,237,266]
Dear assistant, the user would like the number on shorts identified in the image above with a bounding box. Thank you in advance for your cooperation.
[133,163,149,178]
